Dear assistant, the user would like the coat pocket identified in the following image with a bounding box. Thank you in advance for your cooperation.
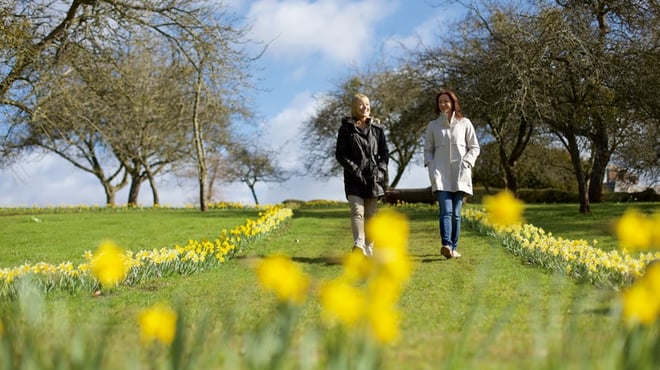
[458,162,472,186]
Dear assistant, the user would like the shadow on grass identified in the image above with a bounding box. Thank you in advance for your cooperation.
[292,208,348,220]
[292,255,342,266]
[238,254,342,266]
[578,307,612,316]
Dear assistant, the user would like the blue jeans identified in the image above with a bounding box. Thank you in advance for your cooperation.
[436,191,464,250]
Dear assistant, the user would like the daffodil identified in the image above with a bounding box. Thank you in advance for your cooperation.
[621,283,659,326]
[620,262,660,326]
[483,190,525,227]
[341,250,374,283]
[319,279,366,326]
[367,305,399,344]
[90,241,129,287]
[366,209,409,253]
[616,208,654,251]
[138,304,177,346]
[256,254,310,305]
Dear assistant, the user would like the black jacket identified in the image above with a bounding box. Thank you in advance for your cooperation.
[335,116,389,199]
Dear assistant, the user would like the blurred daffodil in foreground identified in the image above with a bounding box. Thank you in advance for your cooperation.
[617,207,660,327]
[138,304,177,346]
[319,279,366,326]
[615,208,660,252]
[483,190,525,227]
[90,241,129,287]
[256,254,310,305]
[321,209,411,344]
[621,262,660,326]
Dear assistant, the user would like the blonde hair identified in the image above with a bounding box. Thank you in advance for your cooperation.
[351,93,370,119]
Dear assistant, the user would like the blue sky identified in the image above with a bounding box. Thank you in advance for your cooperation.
[0,0,465,206]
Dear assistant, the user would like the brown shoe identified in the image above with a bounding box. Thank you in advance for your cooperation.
[441,245,452,259]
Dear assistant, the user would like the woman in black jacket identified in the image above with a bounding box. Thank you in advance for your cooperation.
[335,93,389,256]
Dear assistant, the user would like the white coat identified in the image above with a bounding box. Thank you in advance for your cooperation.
[423,113,480,195]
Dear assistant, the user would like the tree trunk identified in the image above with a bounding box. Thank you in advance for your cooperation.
[104,186,116,206]
[127,175,143,206]
[146,169,160,206]
[588,125,612,203]
[498,143,518,194]
[587,6,612,204]
[248,183,259,205]
[388,144,415,189]
[564,134,591,213]
[192,65,208,212]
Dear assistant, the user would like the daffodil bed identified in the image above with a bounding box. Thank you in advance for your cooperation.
[463,207,660,289]
[0,205,294,298]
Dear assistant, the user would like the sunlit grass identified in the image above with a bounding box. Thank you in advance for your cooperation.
[0,200,657,369]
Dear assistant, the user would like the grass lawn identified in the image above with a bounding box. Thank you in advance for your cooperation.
[1,202,657,369]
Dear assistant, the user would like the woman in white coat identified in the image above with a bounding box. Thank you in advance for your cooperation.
[424,90,480,259]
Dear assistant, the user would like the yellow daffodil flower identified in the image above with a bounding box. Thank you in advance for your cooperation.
[366,209,409,253]
[256,254,310,305]
[341,250,374,282]
[621,262,660,326]
[483,190,525,227]
[138,304,177,346]
[621,283,659,326]
[90,241,129,287]
[319,279,366,326]
[616,208,654,251]
[367,305,399,344]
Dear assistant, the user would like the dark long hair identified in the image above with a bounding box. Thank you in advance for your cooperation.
[434,90,464,118]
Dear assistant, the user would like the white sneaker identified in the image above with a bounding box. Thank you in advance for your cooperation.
[441,245,452,259]
[365,243,374,256]
[452,250,461,258]
[352,245,368,256]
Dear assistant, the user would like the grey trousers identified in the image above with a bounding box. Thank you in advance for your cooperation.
[347,195,378,254]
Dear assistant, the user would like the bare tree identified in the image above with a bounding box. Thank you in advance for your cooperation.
[224,143,289,205]
[28,69,129,205]
[176,18,255,211]
[2,0,256,207]
[29,36,190,206]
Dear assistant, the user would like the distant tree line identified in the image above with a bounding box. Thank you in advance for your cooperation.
[302,0,659,213]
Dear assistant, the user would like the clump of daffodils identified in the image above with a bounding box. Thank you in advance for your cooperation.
[256,209,412,346]
[322,209,411,344]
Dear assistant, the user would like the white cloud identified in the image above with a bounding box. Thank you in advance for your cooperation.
[0,154,107,206]
[246,0,395,63]
[259,90,317,168]
[380,5,466,62]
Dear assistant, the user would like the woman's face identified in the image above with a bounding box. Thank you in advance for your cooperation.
[355,98,370,119]
[437,94,453,114]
